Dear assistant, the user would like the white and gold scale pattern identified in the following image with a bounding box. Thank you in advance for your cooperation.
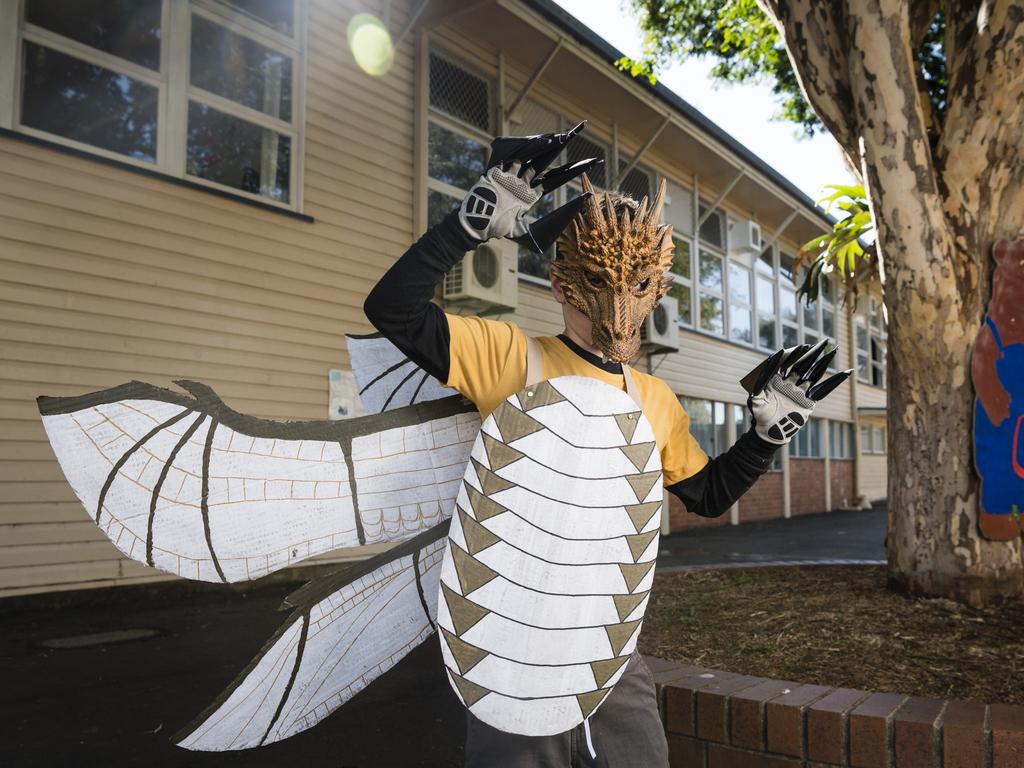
[436,375,663,736]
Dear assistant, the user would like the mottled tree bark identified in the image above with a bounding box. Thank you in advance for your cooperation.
[757,0,1024,604]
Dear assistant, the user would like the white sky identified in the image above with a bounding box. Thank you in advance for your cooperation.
[551,0,857,202]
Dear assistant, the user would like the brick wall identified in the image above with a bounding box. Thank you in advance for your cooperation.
[738,471,784,523]
[830,459,856,510]
[647,656,1024,767]
[790,459,827,516]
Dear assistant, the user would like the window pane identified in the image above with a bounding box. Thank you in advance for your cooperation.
[756,276,775,313]
[671,239,691,280]
[728,262,751,303]
[429,52,491,132]
[779,252,796,289]
[428,122,487,189]
[780,287,797,322]
[821,278,834,305]
[698,205,724,248]
[681,397,715,454]
[21,43,158,161]
[856,324,868,351]
[803,301,819,330]
[758,314,776,349]
[191,15,293,121]
[804,331,819,347]
[187,102,290,201]
[619,164,651,201]
[518,242,555,280]
[667,282,692,325]
[857,353,869,380]
[729,306,752,344]
[566,134,606,188]
[699,296,724,335]
[809,420,821,457]
[224,0,295,35]
[699,250,723,291]
[26,0,162,70]
[782,323,798,347]
[757,247,774,276]
[427,188,458,228]
[822,308,835,338]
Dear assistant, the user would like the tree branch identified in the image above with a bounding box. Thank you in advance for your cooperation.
[755,0,861,168]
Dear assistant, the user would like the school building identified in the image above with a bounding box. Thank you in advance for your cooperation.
[0,0,888,596]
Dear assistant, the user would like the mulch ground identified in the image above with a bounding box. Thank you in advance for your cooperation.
[638,566,1024,704]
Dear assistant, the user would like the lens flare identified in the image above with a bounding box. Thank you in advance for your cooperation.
[347,13,394,77]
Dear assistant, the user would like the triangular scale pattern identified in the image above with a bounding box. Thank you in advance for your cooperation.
[450,670,490,707]
[458,506,501,555]
[612,591,649,622]
[590,656,629,688]
[441,627,489,675]
[620,442,656,471]
[624,502,662,533]
[604,619,642,656]
[576,688,611,719]
[618,561,655,593]
[493,401,546,443]
[626,471,662,503]
[464,482,508,521]
[520,380,567,412]
[451,543,499,595]
[472,457,516,495]
[613,412,640,443]
[441,582,488,636]
[482,433,525,470]
[625,530,659,562]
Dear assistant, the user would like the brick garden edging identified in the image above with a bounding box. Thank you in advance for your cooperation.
[645,656,1024,767]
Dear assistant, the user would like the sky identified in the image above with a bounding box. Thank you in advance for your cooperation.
[551,0,857,203]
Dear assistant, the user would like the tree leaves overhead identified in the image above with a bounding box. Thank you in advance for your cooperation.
[619,0,947,137]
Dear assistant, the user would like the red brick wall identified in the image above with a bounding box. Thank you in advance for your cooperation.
[667,492,731,532]
[738,471,784,523]
[830,459,856,510]
[790,459,827,516]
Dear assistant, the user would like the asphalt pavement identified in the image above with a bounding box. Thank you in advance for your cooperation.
[0,506,886,768]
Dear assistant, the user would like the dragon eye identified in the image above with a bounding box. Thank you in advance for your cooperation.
[634,278,651,292]
[585,272,605,289]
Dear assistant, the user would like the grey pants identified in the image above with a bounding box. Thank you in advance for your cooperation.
[463,651,669,768]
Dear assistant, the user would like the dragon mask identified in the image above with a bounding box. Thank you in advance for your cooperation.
[552,174,675,363]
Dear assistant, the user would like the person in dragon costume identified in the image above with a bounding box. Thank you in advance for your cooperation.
[363,122,851,766]
[35,122,849,762]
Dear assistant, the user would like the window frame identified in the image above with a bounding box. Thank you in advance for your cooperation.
[667,234,694,328]
[855,296,887,388]
[0,0,307,211]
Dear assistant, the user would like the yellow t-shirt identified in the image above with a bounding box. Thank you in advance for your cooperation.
[444,314,709,485]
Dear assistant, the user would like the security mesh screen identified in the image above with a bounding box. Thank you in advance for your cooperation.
[512,96,559,137]
[565,133,606,188]
[618,163,652,201]
[429,51,491,132]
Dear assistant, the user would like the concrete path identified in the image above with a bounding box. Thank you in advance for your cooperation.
[0,506,886,767]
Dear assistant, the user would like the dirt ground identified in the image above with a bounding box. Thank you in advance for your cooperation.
[638,566,1024,704]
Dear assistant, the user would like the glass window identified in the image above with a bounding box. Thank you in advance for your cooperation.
[21,42,159,162]
[428,122,488,189]
[779,287,797,323]
[756,276,775,313]
[860,425,872,453]
[186,102,291,201]
[728,262,751,303]
[668,237,693,326]
[699,250,723,290]
[668,283,692,326]
[698,203,725,249]
[779,251,797,290]
[190,14,293,121]
[427,189,459,228]
[855,301,887,387]
[756,247,774,276]
[791,420,822,458]
[728,262,752,344]
[758,315,777,350]
[672,239,692,281]
[681,397,715,454]
[26,0,163,70]
[225,0,295,35]
[699,296,724,335]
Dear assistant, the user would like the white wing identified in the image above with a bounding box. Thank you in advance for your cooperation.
[346,332,458,413]
[175,522,448,750]
[38,380,479,582]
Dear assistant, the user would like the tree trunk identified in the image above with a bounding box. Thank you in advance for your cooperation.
[759,0,1024,605]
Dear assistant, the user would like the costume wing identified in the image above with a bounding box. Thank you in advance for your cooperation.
[176,521,449,751]
[38,380,479,582]
[346,332,458,413]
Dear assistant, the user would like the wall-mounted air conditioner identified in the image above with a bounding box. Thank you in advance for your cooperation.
[640,295,679,353]
[730,219,762,254]
[443,238,518,314]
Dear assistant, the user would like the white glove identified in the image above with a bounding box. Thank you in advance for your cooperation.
[458,162,541,243]
[749,372,816,445]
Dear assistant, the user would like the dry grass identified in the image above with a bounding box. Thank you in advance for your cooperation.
[637,566,1024,704]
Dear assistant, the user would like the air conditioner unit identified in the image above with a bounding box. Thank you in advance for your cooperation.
[443,238,518,314]
[730,219,762,254]
[640,295,679,352]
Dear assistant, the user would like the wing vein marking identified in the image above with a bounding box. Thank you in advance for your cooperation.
[95,408,192,524]
[259,612,310,747]
[201,419,228,583]
[146,413,207,567]
[381,365,422,412]
[358,357,415,395]
[408,370,431,407]
[413,545,436,631]
[339,437,366,546]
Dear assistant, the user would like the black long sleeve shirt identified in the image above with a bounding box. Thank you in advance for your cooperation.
[364,211,778,518]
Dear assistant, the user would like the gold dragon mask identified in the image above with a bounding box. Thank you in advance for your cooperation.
[551,174,675,363]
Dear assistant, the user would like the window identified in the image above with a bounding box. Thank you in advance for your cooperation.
[860,423,887,454]
[830,421,855,459]
[755,248,777,350]
[790,419,823,458]
[727,260,753,344]
[667,236,693,326]
[697,248,725,335]
[778,250,800,348]
[680,397,728,455]
[617,161,651,202]
[5,0,305,208]
[856,297,887,387]
[698,201,725,249]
